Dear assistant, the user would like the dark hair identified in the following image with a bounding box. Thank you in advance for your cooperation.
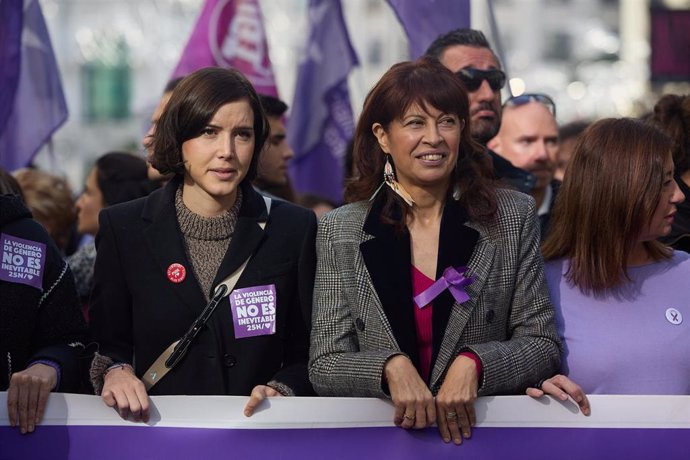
[259,94,288,118]
[558,120,590,142]
[164,77,184,94]
[651,94,690,176]
[0,168,23,198]
[346,58,496,226]
[542,118,673,293]
[151,67,269,181]
[425,28,496,61]
[95,152,160,206]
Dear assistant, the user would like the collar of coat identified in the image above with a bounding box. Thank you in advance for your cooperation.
[140,176,270,314]
[359,191,480,384]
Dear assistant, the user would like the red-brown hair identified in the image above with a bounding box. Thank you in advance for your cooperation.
[345,58,496,226]
[542,118,673,293]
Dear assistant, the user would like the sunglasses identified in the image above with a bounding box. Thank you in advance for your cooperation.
[503,93,557,117]
[455,68,506,92]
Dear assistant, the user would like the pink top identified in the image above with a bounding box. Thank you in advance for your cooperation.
[411,266,434,382]
[411,266,483,384]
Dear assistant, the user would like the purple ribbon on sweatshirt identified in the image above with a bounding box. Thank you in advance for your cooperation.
[413,266,474,309]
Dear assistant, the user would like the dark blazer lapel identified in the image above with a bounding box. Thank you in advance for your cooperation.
[430,202,496,387]
[211,184,268,292]
[360,197,420,370]
[142,179,207,315]
[429,200,479,380]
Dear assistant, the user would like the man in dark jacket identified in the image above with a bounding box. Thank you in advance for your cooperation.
[488,95,561,239]
[425,29,537,195]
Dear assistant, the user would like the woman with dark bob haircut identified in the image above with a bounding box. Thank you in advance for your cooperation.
[529,118,688,407]
[89,67,317,421]
[309,58,560,445]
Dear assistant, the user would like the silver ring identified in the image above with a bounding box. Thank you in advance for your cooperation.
[446,411,458,420]
[403,413,415,421]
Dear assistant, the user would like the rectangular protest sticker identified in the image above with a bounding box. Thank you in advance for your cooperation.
[229,284,277,339]
[0,233,46,290]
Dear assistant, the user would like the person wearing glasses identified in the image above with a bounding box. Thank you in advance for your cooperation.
[309,58,560,446]
[528,118,688,410]
[425,29,536,195]
[488,93,560,239]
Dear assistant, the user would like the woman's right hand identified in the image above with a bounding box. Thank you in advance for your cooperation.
[526,374,590,416]
[101,365,150,422]
[384,355,435,430]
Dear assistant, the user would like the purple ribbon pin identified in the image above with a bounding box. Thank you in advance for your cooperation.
[413,266,474,309]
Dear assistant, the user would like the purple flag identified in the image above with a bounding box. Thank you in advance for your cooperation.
[0,1,22,135]
[171,0,278,97]
[387,0,470,59]
[287,0,358,204]
[0,0,68,171]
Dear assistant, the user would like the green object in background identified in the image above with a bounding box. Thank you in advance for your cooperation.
[81,37,131,122]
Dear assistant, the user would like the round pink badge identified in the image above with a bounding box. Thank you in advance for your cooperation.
[167,263,186,283]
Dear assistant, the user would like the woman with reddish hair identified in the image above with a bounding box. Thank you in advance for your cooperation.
[309,58,560,445]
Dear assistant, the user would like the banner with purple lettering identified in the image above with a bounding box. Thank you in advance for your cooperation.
[287,0,358,204]
[386,0,470,59]
[171,0,278,96]
[0,0,68,171]
[2,394,689,459]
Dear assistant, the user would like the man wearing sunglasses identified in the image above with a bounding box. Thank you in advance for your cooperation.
[426,29,536,195]
[488,94,560,239]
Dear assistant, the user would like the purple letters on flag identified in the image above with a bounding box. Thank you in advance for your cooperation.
[387,0,470,59]
[171,0,278,97]
[287,0,358,204]
[0,0,68,171]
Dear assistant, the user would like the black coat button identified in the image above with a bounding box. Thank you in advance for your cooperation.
[485,310,495,323]
[223,353,236,367]
[355,318,365,331]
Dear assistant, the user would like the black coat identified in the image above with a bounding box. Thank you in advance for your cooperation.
[89,180,316,396]
[0,195,86,392]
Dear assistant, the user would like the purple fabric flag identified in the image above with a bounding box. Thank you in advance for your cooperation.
[0,0,68,171]
[171,0,278,97]
[287,0,358,204]
[387,0,470,59]
[0,1,23,136]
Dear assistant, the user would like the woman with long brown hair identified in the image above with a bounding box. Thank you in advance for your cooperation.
[530,118,688,405]
[309,58,560,445]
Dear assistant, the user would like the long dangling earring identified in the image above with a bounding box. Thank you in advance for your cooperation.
[383,154,415,206]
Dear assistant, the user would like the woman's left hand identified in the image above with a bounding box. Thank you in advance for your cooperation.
[7,363,57,434]
[244,385,282,417]
[435,355,478,445]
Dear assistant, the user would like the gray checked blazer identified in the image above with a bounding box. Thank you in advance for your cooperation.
[309,188,561,398]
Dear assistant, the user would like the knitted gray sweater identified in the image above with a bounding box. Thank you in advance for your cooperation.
[174,186,242,301]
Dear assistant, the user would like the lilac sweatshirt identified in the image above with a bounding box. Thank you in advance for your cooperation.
[545,251,690,395]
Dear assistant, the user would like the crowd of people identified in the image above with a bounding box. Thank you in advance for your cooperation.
[1,27,689,447]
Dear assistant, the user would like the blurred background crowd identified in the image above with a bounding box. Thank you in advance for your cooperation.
[11,0,690,194]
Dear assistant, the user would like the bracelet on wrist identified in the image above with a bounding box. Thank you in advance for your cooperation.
[104,363,134,376]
